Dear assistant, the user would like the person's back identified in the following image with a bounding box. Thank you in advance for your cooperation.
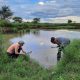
[56,37,70,46]
[7,41,26,58]
[7,43,20,54]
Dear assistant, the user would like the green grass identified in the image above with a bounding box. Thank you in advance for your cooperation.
[0,34,80,80]
[0,34,49,80]
[49,40,80,80]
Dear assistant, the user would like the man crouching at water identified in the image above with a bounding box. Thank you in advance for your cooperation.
[51,37,70,61]
[7,41,26,58]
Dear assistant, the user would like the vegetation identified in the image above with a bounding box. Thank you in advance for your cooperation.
[32,18,40,23]
[0,33,80,80]
[0,34,49,80]
[49,40,80,80]
[0,5,80,34]
[13,17,22,23]
[0,20,80,33]
[0,6,13,20]
[68,19,72,24]
[0,4,80,80]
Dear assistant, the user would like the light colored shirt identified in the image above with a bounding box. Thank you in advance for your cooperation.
[56,37,70,47]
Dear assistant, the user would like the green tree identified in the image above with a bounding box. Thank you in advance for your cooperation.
[0,6,13,20]
[33,18,40,23]
[13,17,22,23]
[68,19,72,24]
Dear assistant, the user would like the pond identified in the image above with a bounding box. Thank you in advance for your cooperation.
[8,29,80,68]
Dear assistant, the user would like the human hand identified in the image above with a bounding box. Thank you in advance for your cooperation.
[51,46,58,48]
[26,51,32,55]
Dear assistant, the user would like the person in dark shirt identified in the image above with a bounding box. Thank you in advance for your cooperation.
[51,37,70,61]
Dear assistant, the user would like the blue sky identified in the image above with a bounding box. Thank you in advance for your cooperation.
[0,0,80,20]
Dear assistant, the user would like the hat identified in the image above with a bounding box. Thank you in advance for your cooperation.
[18,41,24,45]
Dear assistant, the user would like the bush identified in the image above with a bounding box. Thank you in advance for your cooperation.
[0,20,12,27]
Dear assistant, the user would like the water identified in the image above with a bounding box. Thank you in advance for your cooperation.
[9,29,80,68]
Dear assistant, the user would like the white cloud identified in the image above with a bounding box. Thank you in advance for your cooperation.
[0,0,5,6]
[46,0,57,5]
[49,16,80,23]
[38,2,45,6]
[58,8,74,16]
[0,0,9,7]
[22,18,32,22]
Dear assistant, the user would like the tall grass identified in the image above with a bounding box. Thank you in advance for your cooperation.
[0,34,80,80]
[0,34,49,80]
[49,40,80,80]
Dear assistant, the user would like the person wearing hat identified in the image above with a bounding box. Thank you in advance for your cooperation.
[51,37,70,61]
[7,41,26,58]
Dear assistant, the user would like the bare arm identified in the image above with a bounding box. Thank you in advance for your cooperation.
[21,48,26,55]
[15,45,26,55]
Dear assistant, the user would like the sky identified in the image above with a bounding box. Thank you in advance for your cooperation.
[0,0,80,21]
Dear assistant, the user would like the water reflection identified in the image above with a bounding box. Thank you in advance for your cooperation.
[18,29,30,36]
[10,29,80,68]
[30,29,40,36]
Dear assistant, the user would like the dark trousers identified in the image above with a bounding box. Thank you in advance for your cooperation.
[57,46,64,61]
[57,41,70,61]
[7,52,19,58]
[7,48,22,58]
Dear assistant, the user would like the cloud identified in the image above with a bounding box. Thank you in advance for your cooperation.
[30,0,80,19]
[38,2,45,6]
[0,0,5,7]
[49,16,80,23]
[0,0,80,21]
[58,8,74,17]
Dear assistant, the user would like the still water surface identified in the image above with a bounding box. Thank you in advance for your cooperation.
[9,29,80,68]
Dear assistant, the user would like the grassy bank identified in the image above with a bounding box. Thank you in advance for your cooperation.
[0,34,80,80]
[49,40,80,80]
[0,34,49,80]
